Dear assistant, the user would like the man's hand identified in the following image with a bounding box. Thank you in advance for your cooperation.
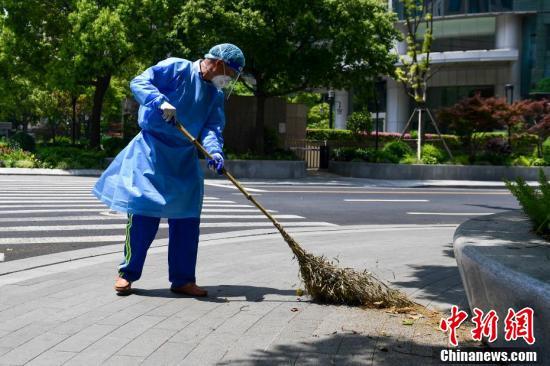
[207,153,224,175]
[160,101,176,124]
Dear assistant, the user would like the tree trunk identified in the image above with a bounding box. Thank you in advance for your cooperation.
[71,95,77,145]
[254,93,266,155]
[89,75,112,148]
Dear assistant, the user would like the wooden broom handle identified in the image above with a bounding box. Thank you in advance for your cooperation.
[175,122,287,234]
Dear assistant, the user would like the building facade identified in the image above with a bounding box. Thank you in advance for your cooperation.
[384,0,550,133]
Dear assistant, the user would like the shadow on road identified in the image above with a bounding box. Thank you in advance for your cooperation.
[393,243,468,310]
[132,284,297,303]
[216,332,451,365]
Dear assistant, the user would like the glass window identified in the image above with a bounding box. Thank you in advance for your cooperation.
[445,0,465,15]
[468,0,489,13]
[427,85,494,110]
[490,0,513,12]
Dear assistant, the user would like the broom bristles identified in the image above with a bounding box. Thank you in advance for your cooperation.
[283,233,413,308]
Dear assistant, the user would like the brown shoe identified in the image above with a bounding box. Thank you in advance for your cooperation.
[114,276,132,295]
[170,282,208,297]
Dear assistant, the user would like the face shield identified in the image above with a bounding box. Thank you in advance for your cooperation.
[221,61,242,100]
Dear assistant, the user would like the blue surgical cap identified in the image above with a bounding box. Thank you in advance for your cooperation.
[204,43,245,73]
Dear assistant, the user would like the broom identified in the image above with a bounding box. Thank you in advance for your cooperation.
[176,122,413,308]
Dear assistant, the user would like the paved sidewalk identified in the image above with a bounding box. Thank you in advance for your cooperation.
[0,225,467,365]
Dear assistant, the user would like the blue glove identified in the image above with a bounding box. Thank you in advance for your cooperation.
[207,153,224,175]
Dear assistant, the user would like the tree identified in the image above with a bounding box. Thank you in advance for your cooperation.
[174,0,399,153]
[519,99,550,157]
[2,0,177,148]
[491,97,524,147]
[394,0,434,105]
[438,93,501,162]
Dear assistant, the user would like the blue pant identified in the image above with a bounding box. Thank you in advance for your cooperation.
[118,214,201,287]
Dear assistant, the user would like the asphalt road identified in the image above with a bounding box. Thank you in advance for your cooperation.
[0,174,520,262]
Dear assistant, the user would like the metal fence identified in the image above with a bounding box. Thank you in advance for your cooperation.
[286,139,326,169]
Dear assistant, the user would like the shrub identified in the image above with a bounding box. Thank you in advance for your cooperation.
[421,144,445,164]
[225,149,298,161]
[382,140,412,159]
[331,147,360,162]
[543,138,550,164]
[530,158,547,167]
[330,147,398,163]
[506,170,550,236]
[14,159,36,168]
[510,155,530,166]
[0,140,43,168]
[101,137,127,157]
[307,129,356,142]
[35,146,107,169]
[400,154,419,164]
[450,154,470,165]
[346,111,372,135]
[10,132,36,152]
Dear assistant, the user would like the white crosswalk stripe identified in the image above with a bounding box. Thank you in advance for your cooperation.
[0,179,336,250]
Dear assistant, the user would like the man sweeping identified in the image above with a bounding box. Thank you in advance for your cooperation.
[92,43,245,296]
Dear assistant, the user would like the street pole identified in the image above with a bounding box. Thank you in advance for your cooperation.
[417,109,422,161]
[328,89,335,129]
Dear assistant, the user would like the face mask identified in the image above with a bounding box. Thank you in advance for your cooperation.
[211,75,232,90]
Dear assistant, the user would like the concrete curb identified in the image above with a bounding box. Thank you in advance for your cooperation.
[329,161,550,181]
[0,168,103,176]
[453,211,550,357]
[0,160,307,180]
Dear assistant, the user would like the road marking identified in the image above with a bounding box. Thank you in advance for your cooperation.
[0,199,233,204]
[0,200,99,204]
[0,204,107,208]
[407,212,494,216]
[1,221,336,233]
[205,182,266,192]
[264,190,509,195]
[0,253,3,262]
[0,214,304,223]
[0,208,274,215]
[344,199,429,202]
[0,223,335,245]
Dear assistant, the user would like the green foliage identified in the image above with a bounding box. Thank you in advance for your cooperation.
[506,170,550,236]
[510,155,531,167]
[383,140,412,159]
[530,158,547,167]
[307,129,356,142]
[346,112,373,135]
[331,147,398,163]
[101,136,127,157]
[0,138,43,168]
[395,0,435,103]
[225,150,298,161]
[543,138,550,164]
[421,144,444,164]
[35,145,107,169]
[532,78,550,93]
[9,131,36,152]
[449,154,470,165]
[307,103,330,129]
[288,93,323,108]
[400,154,419,164]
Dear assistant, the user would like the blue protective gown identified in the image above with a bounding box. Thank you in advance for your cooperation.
[93,58,225,218]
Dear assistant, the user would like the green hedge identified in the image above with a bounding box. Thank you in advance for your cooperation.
[35,146,107,169]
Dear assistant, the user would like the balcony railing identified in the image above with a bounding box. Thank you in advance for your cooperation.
[392,0,516,19]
